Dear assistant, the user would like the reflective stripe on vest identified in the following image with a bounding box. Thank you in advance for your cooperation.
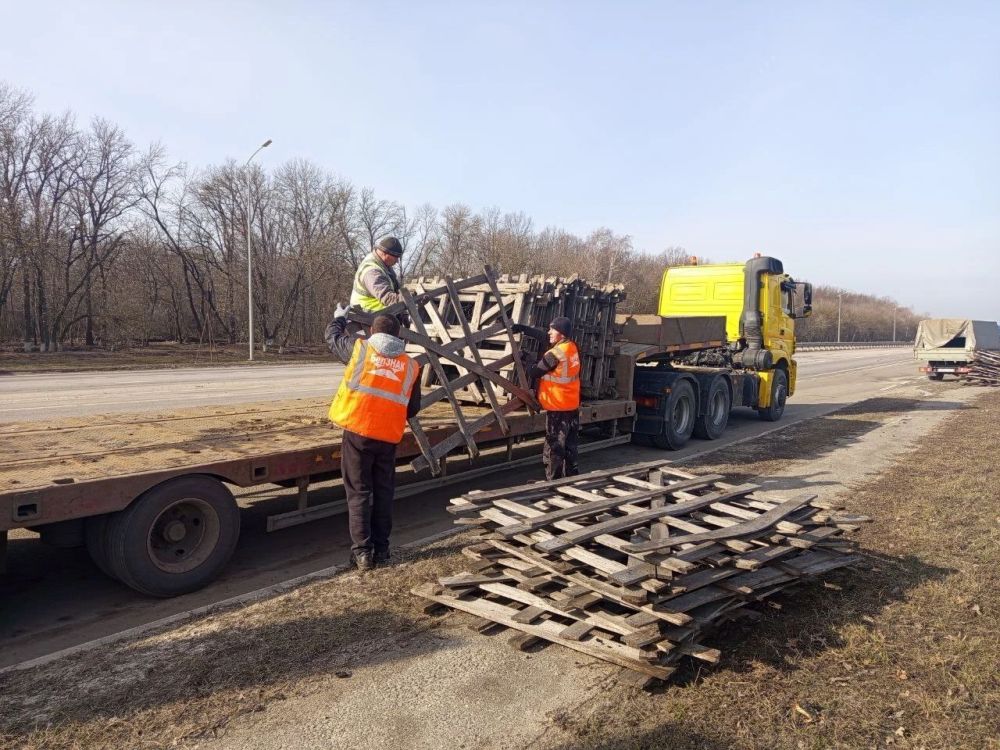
[349,253,399,312]
[328,339,418,443]
[538,340,581,411]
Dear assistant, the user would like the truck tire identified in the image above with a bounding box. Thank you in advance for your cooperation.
[652,380,696,450]
[693,377,731,440]
[757,369,788,422]
[104,475,240,597]
[927,372,944,381]
[84,514,118,580]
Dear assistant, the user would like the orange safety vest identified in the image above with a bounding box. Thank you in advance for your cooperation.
[329,339,419,444]
[537,340,581,411]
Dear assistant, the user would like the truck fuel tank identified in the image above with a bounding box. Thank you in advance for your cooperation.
[616,314,727,349]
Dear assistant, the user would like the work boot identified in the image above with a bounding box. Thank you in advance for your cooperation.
[374,547,391,566]
[350,550,375,571]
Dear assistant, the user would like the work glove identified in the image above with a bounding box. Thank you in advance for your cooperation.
[413,293,432,307]
[511,323,528,334]
[333,303,348,320]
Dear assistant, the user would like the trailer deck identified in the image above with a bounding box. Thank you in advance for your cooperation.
[0,397,634,531]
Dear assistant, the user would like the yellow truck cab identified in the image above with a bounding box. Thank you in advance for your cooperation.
[629,255,811,450]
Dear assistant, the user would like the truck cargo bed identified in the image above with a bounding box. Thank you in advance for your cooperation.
[0,397,634,530]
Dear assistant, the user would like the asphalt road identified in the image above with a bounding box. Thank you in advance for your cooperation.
[0,348,912,422]
[0,348,921,669]
[0,363,346,422]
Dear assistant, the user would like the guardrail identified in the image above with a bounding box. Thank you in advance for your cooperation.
[797,341,912,352]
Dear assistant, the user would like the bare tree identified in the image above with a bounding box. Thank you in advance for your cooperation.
[69,119,138,345]
[0,83,34,339]
[356,186,405,253]
[20,112,80,350]
[398,203,440,279]
[435,203,479,276]
[138,147,221,341]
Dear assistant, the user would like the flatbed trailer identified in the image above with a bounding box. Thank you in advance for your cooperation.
[0,393,637,594]
[1,255,811,596]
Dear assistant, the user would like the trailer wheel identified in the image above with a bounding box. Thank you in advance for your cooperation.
[652,380,696,450]
[693,377,731,440]
[104,475,240,597]
[758,369,788,422]
[84,514,118,580]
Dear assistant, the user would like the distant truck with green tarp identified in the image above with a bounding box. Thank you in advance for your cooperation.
[913,318,1000,380]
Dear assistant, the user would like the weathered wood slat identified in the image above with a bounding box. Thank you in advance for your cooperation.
[413,583,675,679]
[401,288,479,460]
[622,493,815,553]
[537,484,759,553]
[448,459,683,512]
[497,475,724,537]
[444,276,510,434]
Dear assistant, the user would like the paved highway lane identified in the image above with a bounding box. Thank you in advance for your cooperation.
[0,348,915,422]
[0,348,922,668]
[0,363,346,422]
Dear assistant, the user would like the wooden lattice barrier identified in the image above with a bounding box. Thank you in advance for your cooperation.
[404,269,625,403]
[348,268,537,475]
[962,351,1000,386]
[347,267,625,475]
[414,460,869,685]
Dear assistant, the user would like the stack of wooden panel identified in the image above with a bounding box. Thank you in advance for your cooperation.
[404,273,625,403]
[962,351,1000,386]
[413,460,868,685]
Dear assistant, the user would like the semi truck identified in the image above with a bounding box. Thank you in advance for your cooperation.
[913,318,1000,380]
[0,255,811,596]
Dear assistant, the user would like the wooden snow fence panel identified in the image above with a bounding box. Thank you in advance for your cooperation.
[346,266,627,475]
[414,459,869,685]
[962,350,1000,386]
[404,271,625,404]
[346,268,538,476]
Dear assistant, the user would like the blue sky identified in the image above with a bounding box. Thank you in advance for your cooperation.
[3,1,998,318]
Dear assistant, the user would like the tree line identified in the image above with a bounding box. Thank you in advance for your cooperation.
[0,83,921,351]
[798,286,923,343]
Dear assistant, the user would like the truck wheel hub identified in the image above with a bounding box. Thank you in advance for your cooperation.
[164,520,187,543]
[148,498,222,574]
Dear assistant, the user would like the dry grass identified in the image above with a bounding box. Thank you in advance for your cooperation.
[0,536,475,750]
[684,393,969,480]
[546,391,1000,750]
[0,342,329,374]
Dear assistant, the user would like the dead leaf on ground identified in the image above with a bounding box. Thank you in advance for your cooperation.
[793,703,813,723]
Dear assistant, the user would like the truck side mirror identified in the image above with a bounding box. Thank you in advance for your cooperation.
[795,282,813,318]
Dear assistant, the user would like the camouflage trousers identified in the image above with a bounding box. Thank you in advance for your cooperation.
[543,409,580,481]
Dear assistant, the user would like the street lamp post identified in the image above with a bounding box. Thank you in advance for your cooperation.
[246,138,272,361]
[837,293,843,343]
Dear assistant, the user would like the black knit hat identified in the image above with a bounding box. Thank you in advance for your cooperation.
[549,316,572,337]
[376,236,403,257]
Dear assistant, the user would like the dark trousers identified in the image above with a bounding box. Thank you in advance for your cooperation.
[341,430,397,555]
[543,409,580,481]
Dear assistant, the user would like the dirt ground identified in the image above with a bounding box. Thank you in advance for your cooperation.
[0,342,329,373]
[1,385,997,750]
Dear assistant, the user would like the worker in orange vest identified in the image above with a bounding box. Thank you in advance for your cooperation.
[513,316,581,480]
[325,308,422,570]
